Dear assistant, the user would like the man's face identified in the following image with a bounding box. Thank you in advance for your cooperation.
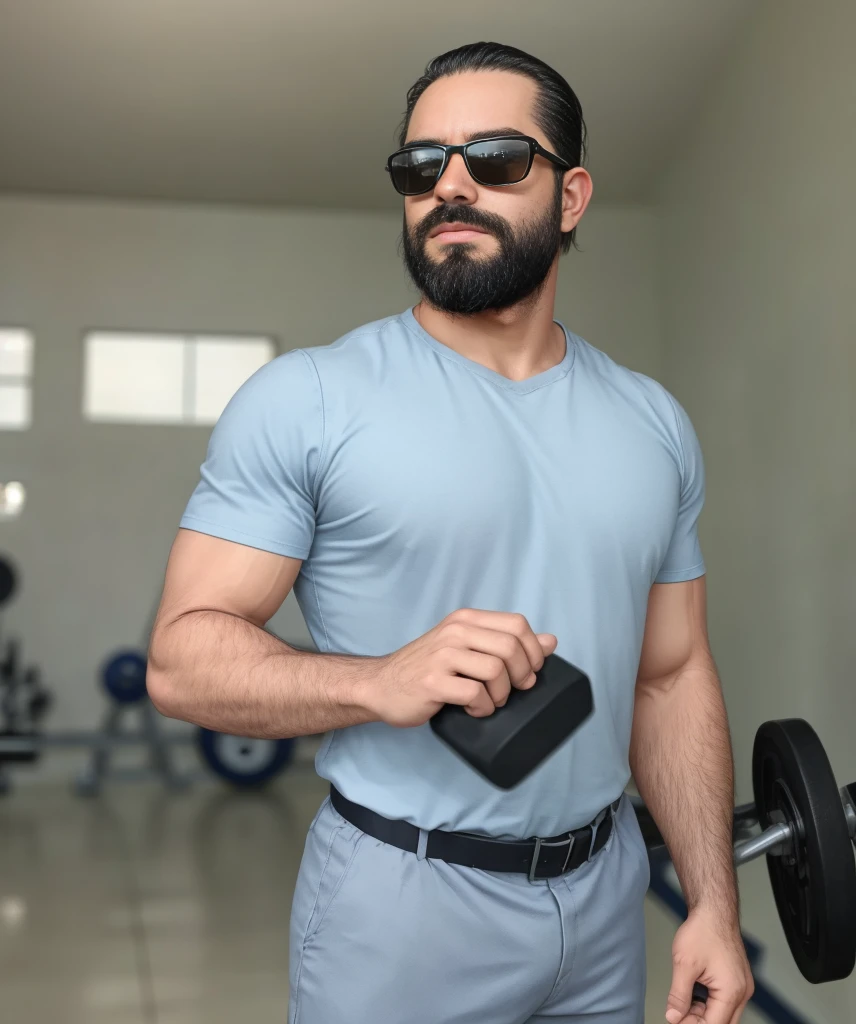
[400,70,572,315]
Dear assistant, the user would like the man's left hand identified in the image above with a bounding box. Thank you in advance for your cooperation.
[665,908,754,1023]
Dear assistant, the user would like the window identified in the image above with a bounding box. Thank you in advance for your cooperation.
[83,332,276,425]
[0,329,34,430]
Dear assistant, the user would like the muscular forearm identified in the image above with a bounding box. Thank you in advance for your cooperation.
[147,609,379,737]
[629,660,738,925]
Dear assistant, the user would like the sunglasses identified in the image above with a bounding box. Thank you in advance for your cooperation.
[386,135,571,196]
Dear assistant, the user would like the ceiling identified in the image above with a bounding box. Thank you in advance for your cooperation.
[0,0,752,211]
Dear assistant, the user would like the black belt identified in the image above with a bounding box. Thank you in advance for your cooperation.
[330,786,620,882]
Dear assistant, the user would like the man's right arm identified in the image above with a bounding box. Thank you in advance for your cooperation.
[147,528,556,738]
[146,528,381,738]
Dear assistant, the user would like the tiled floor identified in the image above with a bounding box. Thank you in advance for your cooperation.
[0,766,768,1024]
[0,765,326,1024]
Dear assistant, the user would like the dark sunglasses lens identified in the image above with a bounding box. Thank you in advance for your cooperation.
[389,148,445,194]
[467,139,531,185]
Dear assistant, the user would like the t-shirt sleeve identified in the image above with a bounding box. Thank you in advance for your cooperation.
[654,395,706,583]
[180,349,322,559]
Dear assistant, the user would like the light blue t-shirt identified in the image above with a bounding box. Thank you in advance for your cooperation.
[181,308,705,838]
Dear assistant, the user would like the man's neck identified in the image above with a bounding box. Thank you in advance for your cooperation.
[412,272,565,383]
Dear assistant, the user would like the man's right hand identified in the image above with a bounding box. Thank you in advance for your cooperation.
[368,608,558,728]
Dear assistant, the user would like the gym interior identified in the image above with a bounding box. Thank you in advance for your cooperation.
[1,2,854,1022]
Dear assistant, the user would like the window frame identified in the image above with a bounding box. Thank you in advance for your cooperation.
[0,325,35,431]
[80,327,280,426]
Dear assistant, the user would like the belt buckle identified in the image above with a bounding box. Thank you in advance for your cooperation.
[528,832,575,883]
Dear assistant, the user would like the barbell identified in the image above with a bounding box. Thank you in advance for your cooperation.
[429,656,856,985]
[634,717,856,986]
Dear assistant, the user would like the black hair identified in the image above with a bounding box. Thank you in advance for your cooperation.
[398,41,587,253]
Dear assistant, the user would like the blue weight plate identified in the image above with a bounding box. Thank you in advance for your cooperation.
[197,728,294,786]
[101,650,148,704]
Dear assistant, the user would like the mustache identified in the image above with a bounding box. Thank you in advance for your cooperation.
[413,204,511,246]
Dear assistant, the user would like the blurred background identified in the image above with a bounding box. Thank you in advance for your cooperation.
[0,1,853,1021]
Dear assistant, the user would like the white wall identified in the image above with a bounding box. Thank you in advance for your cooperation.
[0,196,662,734]
[656,1,856,1020]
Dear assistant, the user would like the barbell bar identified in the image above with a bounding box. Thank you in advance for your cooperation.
[733,782,856,866]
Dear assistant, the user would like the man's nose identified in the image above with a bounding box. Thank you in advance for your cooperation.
[432,152,478,205]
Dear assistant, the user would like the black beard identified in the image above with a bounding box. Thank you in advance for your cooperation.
[401,185,563,316]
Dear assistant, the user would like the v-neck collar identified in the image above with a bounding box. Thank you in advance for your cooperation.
[401,306,576,395]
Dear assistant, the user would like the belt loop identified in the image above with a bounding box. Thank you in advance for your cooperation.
[560,832,576,874]
[528,838,543,883]
[416,828,429,861]
[589,806,608,859]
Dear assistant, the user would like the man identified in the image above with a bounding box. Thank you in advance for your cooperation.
[148,41,753,1024]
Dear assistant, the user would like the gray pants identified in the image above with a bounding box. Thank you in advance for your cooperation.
[288,794,650,1023]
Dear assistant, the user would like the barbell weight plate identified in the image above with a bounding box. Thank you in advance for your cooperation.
[197,728,294,787]
[846,783,856,840]
[0,557,17,607]
[101,650,149,704]
[752,718,856,983]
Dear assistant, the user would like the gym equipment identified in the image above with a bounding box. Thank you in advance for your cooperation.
[75,587,186,794]
[752,719,856,983]
[2,664,52,734]
[197,729,295,787]
[76,647,187,796]
[0,629,53,794]
[0,658,46,779]
[26,667,52,722]
[0,556,16,607]
[634,717,856,992]
[0,636,20,687]
[101,649,149,704]
[430,653,593,789]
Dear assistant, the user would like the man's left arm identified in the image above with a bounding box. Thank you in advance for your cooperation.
[630,575,754,1024]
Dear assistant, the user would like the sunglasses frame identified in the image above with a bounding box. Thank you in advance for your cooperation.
[385,134,572,196]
